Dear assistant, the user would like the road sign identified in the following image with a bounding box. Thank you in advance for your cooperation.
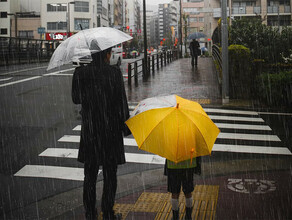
[38,27,46,34]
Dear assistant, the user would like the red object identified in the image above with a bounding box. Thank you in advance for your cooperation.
[46,32,68,40]
[163,38,165,41]
[126,26,130,29]
[208,38,211,41]
[160,41,163,46]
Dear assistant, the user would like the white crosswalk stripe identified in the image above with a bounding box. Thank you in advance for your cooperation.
[14,107,292,181]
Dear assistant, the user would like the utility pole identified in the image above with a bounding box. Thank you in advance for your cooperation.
[221,0,229,103]
[179,0,182,58]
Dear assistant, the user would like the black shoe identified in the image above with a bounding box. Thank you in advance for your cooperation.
[185,207,192,220]
[103,212,122,220]
[172,210,179,220]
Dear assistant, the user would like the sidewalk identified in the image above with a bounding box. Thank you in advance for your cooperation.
[47,57,291,219]
[125,57,222,106]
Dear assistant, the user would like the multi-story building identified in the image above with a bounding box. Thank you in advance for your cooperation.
[204,0,292,49]
[158,2,178,44]
[181,0,205,40]
[96,0,110,27]
[0,0,41,39]
[125,0,141,36]
[41,0,98,40]
[149,13,159,47]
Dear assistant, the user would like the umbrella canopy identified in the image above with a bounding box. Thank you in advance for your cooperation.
[125,95,220,163]
[47,27,132,70]
[188,32,206,40]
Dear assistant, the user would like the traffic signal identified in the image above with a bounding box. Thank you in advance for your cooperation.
[163,38,165,41]
[126,26,130,30]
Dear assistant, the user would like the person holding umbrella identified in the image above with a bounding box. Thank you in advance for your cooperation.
[189,39,200,66]
[71,38,131,220]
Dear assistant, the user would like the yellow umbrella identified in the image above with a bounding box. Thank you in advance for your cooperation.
[125,95,220,163]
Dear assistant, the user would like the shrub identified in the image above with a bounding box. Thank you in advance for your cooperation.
[257,70,292,106]
[228,44,252,99]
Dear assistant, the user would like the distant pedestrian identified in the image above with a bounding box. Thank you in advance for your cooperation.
[164,157,201,220]
[72,47,130,220]
[189,39,200,66]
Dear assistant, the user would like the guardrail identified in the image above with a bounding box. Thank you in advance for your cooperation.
[212,44,222,84]
[0,37,59,66]
[127,50,178,86]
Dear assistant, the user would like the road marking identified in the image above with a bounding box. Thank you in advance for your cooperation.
[73,123,272,132]
[215,123,272,131]
[0,66,47,76]
[39,148,165,164]
[204,108,258,115]
[209,115,264,122]
[0,77,12,82]
[217,132,281,142]
[59,132,281,144]
[213,144,292,155]
[0,68,74,88]
[0,76,42,88]
[14,165,86,181]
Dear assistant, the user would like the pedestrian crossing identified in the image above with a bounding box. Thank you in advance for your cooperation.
[14,107,292,181]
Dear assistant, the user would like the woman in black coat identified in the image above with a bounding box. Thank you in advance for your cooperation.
[72,48,129,220]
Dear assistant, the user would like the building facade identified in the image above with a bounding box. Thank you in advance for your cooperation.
[204,0,292,49]
[158,2,178,46]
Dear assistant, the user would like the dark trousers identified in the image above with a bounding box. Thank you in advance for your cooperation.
[191,55,198,66]
[83,162,118,219]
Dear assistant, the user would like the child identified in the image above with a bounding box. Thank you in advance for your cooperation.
[165,157,201,220]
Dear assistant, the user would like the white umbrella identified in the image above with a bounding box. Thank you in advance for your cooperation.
[47,27,132,70]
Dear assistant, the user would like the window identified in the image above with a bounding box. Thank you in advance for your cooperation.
[75,1,89,12]
[75,19,89,30]
[0,28,8,35]
[0,0,8,2]
[1,12,7,18]
[199,17,204,22]
[19,31,34,38]
[47,3,67,12]
[47,22,67,30]
[189,17,197,22]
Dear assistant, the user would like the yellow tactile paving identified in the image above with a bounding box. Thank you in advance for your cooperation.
[112,185,219,220]
[192,99,211,104]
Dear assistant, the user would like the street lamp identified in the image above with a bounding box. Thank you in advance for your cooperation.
[67,1,75,38]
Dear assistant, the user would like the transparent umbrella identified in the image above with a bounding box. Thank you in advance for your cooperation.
[188,32,206,40]
[47,27,132,70]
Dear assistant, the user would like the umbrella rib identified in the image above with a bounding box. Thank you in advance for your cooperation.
[139,108,176,149]
[179,110,212,154]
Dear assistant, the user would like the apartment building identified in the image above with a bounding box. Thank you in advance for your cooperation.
[0,0,42,38]
[158,2,178,43]
[204,0,292,48]
[125,0,141,35]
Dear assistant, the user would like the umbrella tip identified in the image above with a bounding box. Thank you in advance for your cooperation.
[176,103,179,108]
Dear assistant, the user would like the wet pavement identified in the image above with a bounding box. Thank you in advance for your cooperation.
[2,57,291,219]
[50,57,291,220]
[125,57,222,105]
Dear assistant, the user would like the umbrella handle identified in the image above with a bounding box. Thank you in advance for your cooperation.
[190,148,194,165]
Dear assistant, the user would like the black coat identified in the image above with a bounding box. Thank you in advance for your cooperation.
[189,40,200,56]
[72,61,129,165]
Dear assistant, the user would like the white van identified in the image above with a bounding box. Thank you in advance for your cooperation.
[72,44,122,67]
[110,44,123,67]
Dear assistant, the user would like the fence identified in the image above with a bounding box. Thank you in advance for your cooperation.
[0,37,59,66]
[127,50,178,86]
[212,44,222,84]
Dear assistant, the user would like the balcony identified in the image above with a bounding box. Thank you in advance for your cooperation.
[232,6,262,15]
[267,5,291,14]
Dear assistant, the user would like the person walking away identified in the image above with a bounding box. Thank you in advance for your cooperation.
[164,157,201,220]
[72,47,130,220]
[189,39,200,66]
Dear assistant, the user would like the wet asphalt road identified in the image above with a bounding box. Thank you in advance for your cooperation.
[0,59,291,219]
